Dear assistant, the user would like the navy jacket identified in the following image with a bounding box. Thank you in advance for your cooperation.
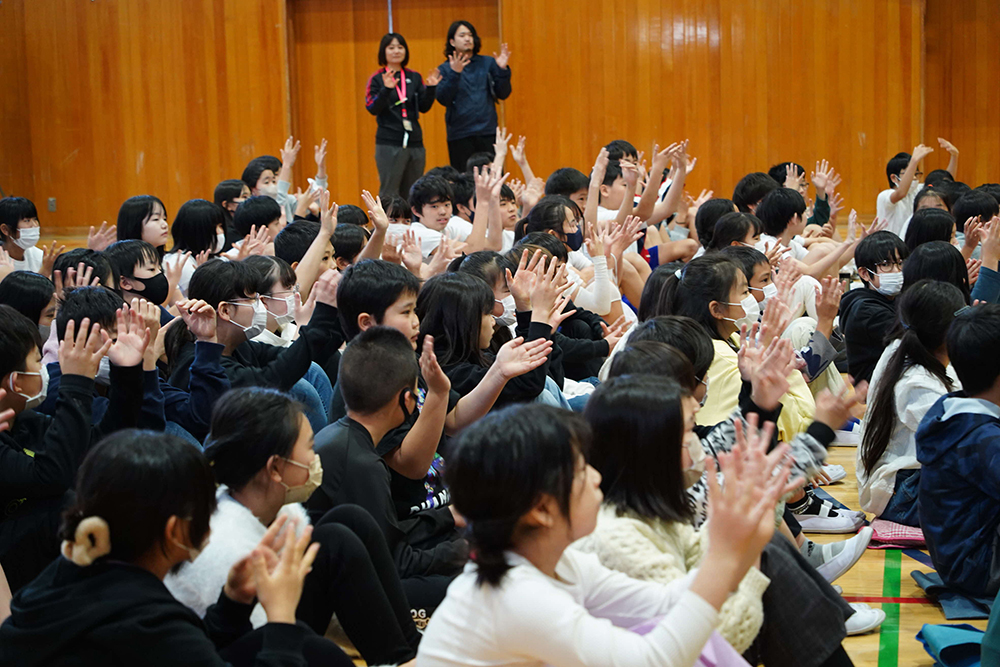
[917,393,1000,597]
[365,68,436,148]
[435,55,511,141]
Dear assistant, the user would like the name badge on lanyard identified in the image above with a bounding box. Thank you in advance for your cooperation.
[392,68,414,137]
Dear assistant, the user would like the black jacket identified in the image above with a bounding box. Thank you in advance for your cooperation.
[838,287,896,384]
[0,557,307,666]
[365,68,436,148]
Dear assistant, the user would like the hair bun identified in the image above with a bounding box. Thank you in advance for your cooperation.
[60,516,111,566]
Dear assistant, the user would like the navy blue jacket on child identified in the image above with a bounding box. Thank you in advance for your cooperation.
[435,55,511,142]
[917,393,1000,597]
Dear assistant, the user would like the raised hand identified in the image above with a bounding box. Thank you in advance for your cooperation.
[361,190,388,233]
[815,276,844,337]
[912,143,934,162]
[237,225,270,260]
[133,298,162,369]
[620,160,640,189]
[530,256,564,324]
[825,171,843,198]
[963,217,983,251]
[506,249,543,311]
[493,127,512,165]
[314,138,328,177]
[59,318,112,379]
[591,147,610,184]
[828,192,845,221]
[758,295,791,348]
[748,338,797,410]
[810,159,834,192]
[937,137,959,157]
[448,52,470,73]
[225,515,289,605]
[381,68,397,88]
[763,241,786,268]
[176,299,218,342]
[981,216,1000,271]
[319,190,338,237]
[107,305,151,368]
[600,315,627,352]
[164,253,190,303]
[425,68,442,87]
[510,136,528,166]
[420,335,451,396]
[41,241,66,279]
[967,257,982,286]
[293,187,321,219]
[87,222,117,251]
[814,386,858,431]
[521,177,545,214]
[424,236,459,278]
[311,269,342,308]
[251,519,320,625]
[399,229,423,276]
[280,136,302,168]
[293,287,318,328]
[493,43,511,69]
[494,336,553,379]
[784,164,804,190]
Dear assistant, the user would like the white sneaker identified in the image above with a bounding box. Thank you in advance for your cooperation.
[818,464,847,485]
[814,527,873,583]
[845,602,885,635]
[797,509,866,534]
[832,585,843,595]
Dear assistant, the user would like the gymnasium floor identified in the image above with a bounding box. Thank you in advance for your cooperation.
[818,445,986,667]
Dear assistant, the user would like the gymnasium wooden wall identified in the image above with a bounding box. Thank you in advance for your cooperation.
[925,0,1000,190]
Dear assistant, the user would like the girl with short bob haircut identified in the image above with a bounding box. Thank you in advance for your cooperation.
[417,403,793,667]
[0,429,342,666]
[0,271,56,331]
[164,199,230,296]
[117,195,169,256]
[903,208,956,251]
[707,212,761,251]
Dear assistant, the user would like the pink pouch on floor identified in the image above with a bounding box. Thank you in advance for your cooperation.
[629,620,751,667]
[868,518,925,548]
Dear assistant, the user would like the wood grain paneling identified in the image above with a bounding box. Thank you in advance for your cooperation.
[4,0,290,232]
[287,0,499,206]
[925,0,1000,188]
[501,0,926,216]
[0,0,35,203]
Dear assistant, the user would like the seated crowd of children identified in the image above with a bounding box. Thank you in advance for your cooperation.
[1,125,999,667]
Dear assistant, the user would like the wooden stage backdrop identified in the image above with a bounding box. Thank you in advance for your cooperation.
[0,0,995,232]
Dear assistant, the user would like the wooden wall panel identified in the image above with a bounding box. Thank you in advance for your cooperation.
[287,0,498,206]
[0,0,35,203]
[8,0,290,232]
[501,0,926,217]
[925,0,1000,188]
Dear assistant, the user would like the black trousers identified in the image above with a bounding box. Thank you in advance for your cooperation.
[219,624,354,667]
[296,505,421,665]
[447,133,495,172]
[0,492,72,593]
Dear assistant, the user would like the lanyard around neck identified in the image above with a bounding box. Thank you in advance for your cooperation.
[389,68,408,118]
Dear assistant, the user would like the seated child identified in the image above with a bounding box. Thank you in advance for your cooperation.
[0,272,56,339]
[876,145,937,239]
[116,195,169,255]
[903,208,957,251]
[232,195,286,245]
[163,199,229,295]
[0,198,44,274]
[754,188,852,279]
[732,172,778,214]
[103,240,175,323]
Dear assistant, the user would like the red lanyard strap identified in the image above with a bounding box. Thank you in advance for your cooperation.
[390,68,408,118]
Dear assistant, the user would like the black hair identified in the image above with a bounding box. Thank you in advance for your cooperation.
[214,179,247,209]
[902,241,970,304]
[243,255,296,295]
[585,375,692,523]
[861,279,964,476]
[606,340,697,391]
[755,188,806,236]
[444,20,481,57]
[103,239,160,281]
[604,140,639,162]
[733,173,779,212]
[204,388,305,490]
[340,326,419,414]
[855,231,910,287]
[117,195,167,249]
[53,249,116,289]
[655,255,742,340]
[767,162,806,186]
[55,286,121,341]
[499,183,515,202]
[718,245,770,282]
[377,32,410,67]
[466,153,495,175]
[171,199,227,255]
[925,169,955,188]
[333,224,368,264]
[60,430,216,567]
[451,174,477,211]
[600,160,623,189]
[629,315,715,380]
[337,259,421,341]
[886,152,912,188]
[638,262,683,323]
[274,220,320,266]
[513,231,569,263]
[975,183,1000,208]
[241,156,281,190]
[904,208,956,251]
[409,175,455,217]
[0,272,55,325]
[694,198,737,247]
[545,168,589,197]
[417,272,494,367]
[445,404,588,586]
[951,191,1000,234]
[384,196,411,220]
[424,165,462,183]
[0,197,39,242]
[337,204,369,227]
[452,251,512,290]
[948,304,1000,395]
[514,195,579,243]
[708,211,760,250]
[233,196,282,238]
[914,186,952,213]
[0,305,43,378]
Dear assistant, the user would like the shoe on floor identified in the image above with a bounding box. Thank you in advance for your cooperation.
[802,527,873,583]
[817,464,847,485]
[845,602,885,636]
[831,584,843,595]
[795,497,866,534]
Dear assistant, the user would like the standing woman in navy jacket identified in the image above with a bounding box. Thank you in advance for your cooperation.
[435,21,512,172]
[365,33,441,202]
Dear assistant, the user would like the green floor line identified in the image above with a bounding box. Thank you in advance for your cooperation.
[877,550,902,667]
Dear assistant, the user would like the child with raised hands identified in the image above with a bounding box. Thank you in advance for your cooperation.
[0,429,347,667]
[417,403,795,667]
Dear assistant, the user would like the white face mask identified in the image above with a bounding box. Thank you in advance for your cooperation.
[874,271,904,297]
[172,528,209,563]
[10,365,49,410]
[258,183,279,199]
[751,282,778,309]
[215,231,227,253]
[722,294,761,329]
[13,227,40,250]
[281,454,324,505]
[226,299,269,340]
[683,432,706,489]
[495,295,516,327]
[94,356,112,387]
[265,295,297,327]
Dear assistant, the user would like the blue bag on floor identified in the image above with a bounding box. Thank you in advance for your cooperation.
[916,623,983,667]
[913,571,995,620]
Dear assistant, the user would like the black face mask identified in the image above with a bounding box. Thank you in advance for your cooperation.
[399,388,414,422]
[564,229,583,251]
[128,272,169,306]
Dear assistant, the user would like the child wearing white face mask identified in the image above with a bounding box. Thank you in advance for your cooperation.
[0,197,45,275]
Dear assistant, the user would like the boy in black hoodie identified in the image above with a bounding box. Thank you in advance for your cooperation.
[0,305,145,592]
[839,231,910,388]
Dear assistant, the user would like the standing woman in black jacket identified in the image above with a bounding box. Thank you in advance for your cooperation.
[365,33,441,202]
